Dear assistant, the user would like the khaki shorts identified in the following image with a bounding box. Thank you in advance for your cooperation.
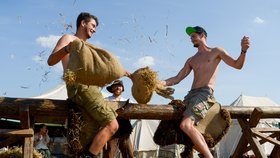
[183,86,216,124]
[67,84,117,127]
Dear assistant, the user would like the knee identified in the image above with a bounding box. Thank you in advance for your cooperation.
[108,119,119,134]
[180,120,193,134]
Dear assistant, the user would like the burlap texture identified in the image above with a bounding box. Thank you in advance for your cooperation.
[131,67,157,104]
[64,39,126,87]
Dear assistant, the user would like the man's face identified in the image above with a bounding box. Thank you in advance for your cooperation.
[83,18,97,39]
[190,32,203,47]
[112,84,123,96]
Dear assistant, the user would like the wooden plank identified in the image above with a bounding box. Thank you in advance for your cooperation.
[20,105,30,129]
[238,109,267,158]
[23,137,33,158]
[259,133,279,144]
[0,136,21,148]
[270,136,280,157]
[251,129,280,146]
[0,129,33,137]
[252,128,280,133]
[232,108,267,158]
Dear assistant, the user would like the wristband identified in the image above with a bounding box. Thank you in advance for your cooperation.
[64,46,69,54]
[241,50,246,54]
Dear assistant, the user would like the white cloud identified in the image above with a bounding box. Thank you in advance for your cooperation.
[10,54,15,59]
[32,55,44,64]
[133,56,155,68]
[254,17,265,24]
[36,35,61,48]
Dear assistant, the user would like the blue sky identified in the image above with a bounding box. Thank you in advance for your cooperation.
[1,0,280,105]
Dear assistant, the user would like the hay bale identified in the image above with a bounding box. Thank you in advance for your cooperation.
[131,67,158,104]
[0,146,42,158]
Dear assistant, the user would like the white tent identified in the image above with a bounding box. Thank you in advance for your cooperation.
[130,119,160,158]
[33,83,110,100]
[216,95,280,158]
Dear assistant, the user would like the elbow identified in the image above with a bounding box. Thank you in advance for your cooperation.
[47,59,53,66]
[236,64,243,70]
[47,56,56,66]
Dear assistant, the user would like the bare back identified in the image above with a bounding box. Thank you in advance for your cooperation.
[189,48,222,89]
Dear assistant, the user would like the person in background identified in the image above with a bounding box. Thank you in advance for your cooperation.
[158,26,250,158]
[104,80,134,158]
[34,124,51,158]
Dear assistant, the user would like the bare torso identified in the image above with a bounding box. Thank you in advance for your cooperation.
[188,48,221,89]
[58,35,78,71]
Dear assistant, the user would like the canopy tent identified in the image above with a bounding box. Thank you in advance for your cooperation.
[216,95,280,158]
[33,83,110,100]
[130,119,160,158]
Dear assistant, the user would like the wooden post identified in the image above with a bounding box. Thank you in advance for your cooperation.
[20,105,33,158]
[232,108,267,158]
[270,135,280,157]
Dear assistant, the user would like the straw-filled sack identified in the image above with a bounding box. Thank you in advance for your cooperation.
[131,67,158,104]
[64,39,126,87]
[131,66,175,104]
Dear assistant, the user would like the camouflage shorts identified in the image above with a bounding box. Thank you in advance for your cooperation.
[67,83,117,127]
[183,86,216,124]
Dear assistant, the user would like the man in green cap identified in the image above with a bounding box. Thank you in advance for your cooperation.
[158,26,250,158]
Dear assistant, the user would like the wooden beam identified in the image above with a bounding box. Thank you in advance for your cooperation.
[0,129,33,137]
[251,128,280,146]
[1,97,280,124]
[232,108,267,158]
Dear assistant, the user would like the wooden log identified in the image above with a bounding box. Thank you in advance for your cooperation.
[1,97,280,124]
[0,97,68,124]
[0,129,34,137]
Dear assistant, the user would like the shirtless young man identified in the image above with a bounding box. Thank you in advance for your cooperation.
[48,12,127,158]
[159,26,250,158]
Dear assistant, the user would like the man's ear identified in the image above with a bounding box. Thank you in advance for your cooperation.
[81,19,86,27]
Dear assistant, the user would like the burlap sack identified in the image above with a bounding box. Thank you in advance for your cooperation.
[196,102,230,140]
[153,100,231,149]
[64,39,126,87]
[131,67,157,104]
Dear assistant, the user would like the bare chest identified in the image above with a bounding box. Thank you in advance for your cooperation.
[190,53,216,70]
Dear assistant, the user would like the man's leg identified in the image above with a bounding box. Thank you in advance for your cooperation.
[180,116,213,158]
[119,136,134,158]
[104,138,119,158]
[89,119,119,155]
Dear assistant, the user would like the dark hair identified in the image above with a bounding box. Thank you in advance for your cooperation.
[76,12,99,29]
[35,124,46,133]
[38,124,46,129]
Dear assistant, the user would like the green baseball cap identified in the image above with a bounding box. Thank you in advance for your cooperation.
[186,26,207,37]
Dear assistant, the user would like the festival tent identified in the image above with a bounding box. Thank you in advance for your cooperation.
[33,83,110,100]
[130,119,160,158]
[216,95,280,158]
[130,119,184,158]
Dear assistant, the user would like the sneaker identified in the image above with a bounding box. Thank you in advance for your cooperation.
[80,151,97,158]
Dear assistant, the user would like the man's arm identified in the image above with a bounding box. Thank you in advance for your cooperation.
[47,34,74,66]
[219,36,250,69]
[160,58,192,86]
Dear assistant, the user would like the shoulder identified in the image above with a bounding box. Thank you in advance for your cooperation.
[212,47,225,53]
[105,95,115,101]
[60,34,77,42]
